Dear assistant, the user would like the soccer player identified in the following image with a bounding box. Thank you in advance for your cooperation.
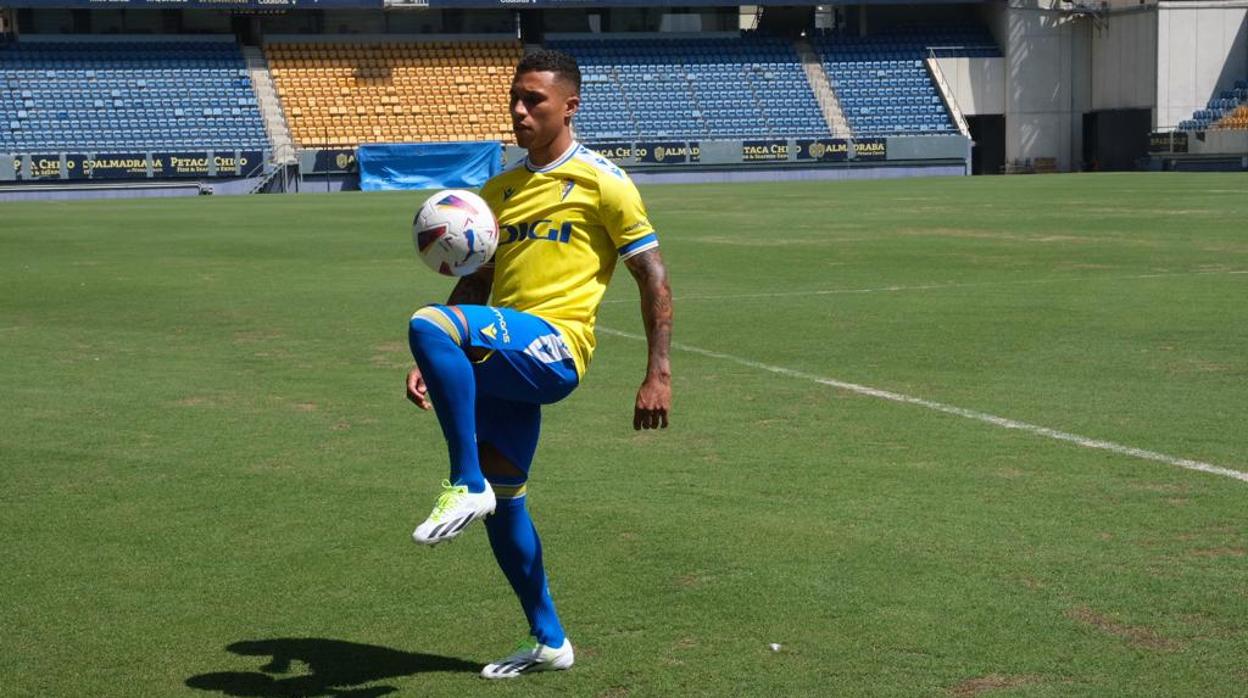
[404,49,673,679]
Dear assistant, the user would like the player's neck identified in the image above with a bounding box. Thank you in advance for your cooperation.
[527,132,577,170]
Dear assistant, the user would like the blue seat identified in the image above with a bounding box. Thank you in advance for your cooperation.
[0,39,270,154]
[811,29,993,136]
[552,35,829,141]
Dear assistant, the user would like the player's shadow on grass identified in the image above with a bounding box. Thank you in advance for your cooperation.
[185,638,479,698]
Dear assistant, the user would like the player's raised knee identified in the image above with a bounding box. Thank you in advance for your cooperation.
[409,305,465,345]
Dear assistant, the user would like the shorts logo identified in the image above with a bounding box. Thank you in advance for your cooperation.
[487,308,511,344]
[480,323,498,341]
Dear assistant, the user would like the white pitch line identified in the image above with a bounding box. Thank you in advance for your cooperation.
[601,269,1248,305]
[599,327,1248,484]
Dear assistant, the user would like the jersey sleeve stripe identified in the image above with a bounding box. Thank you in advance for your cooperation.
[618,233,659,260]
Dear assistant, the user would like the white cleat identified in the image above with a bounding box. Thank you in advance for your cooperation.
[411,479,495,545]
[481,638,574,680]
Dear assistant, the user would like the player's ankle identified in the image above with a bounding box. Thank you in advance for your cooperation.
[454,476,488,494]
[535,630,566,649]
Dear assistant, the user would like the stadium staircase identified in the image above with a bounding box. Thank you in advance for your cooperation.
[1179,80,1248,131]
[794,38,850,137]
[242,46,295,165]
[924,53,970,137]
[811,27,1000,136]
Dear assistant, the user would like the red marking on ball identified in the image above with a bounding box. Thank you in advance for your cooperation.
[417,224,448,252]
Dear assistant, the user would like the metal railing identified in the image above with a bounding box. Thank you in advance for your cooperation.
[925,49,971,138]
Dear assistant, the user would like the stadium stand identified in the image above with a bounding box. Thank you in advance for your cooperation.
[1215,102,1248,130]
[811,27,1000,136]
[1178,80,1248,131]
[898,25,1003,58]
[265,40,522,148]
[548,34,830,142]
[0,38,268,153]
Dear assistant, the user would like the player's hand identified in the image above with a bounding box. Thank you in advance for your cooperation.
[634,375,671,430]
[406,366,431,410]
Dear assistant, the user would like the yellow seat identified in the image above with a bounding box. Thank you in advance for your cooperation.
[264,40,519,146]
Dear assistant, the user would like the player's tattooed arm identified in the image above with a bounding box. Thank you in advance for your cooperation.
[625,248,673,430]
[446,263,495,305]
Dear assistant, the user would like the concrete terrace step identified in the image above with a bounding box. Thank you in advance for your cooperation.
[242,45,296,165]
[795,37,851,138]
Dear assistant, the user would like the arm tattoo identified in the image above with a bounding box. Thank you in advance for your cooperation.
[446,264,494,306]
[624,249,673,379]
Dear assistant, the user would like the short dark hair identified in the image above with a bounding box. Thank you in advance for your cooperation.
[515,49,581,94]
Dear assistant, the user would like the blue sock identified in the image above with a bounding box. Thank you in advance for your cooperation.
[408,309,485,493]
[485,494,566,647]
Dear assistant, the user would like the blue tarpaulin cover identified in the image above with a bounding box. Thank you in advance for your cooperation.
[357,141,502,191]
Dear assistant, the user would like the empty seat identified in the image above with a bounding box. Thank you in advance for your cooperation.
[811,29,984,136]
[0,39,269,153]
[550,34,830,142]
[264,40,521,148]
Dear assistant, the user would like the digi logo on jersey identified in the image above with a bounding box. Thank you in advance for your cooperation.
[500,220,574,245]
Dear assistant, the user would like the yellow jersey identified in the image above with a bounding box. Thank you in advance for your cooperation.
[480,142,658,377]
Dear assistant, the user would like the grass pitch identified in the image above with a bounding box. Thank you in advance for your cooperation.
[2,173,1247,697]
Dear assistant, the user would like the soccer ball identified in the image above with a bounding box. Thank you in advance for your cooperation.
[412,189,499,277]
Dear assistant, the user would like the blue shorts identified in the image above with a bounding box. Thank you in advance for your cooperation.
[435,304,579,475]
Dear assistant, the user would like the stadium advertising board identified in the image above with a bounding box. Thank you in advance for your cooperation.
[852,138,888,161]
[1148,131,1171,153]
[84,153,151,179]
[1148,131,1190,154]
[20,154,66,180]
[151,151,261,177]
[635,141,699,164]
[591,143,635,164]
[311,149,358,174]
[65,154,90,180]
[585,142,698,165]
[10,152,262,179]
[795,138,850,162]
[152,152,203,178]
[741,139,791,162]
[224,150,264,176]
